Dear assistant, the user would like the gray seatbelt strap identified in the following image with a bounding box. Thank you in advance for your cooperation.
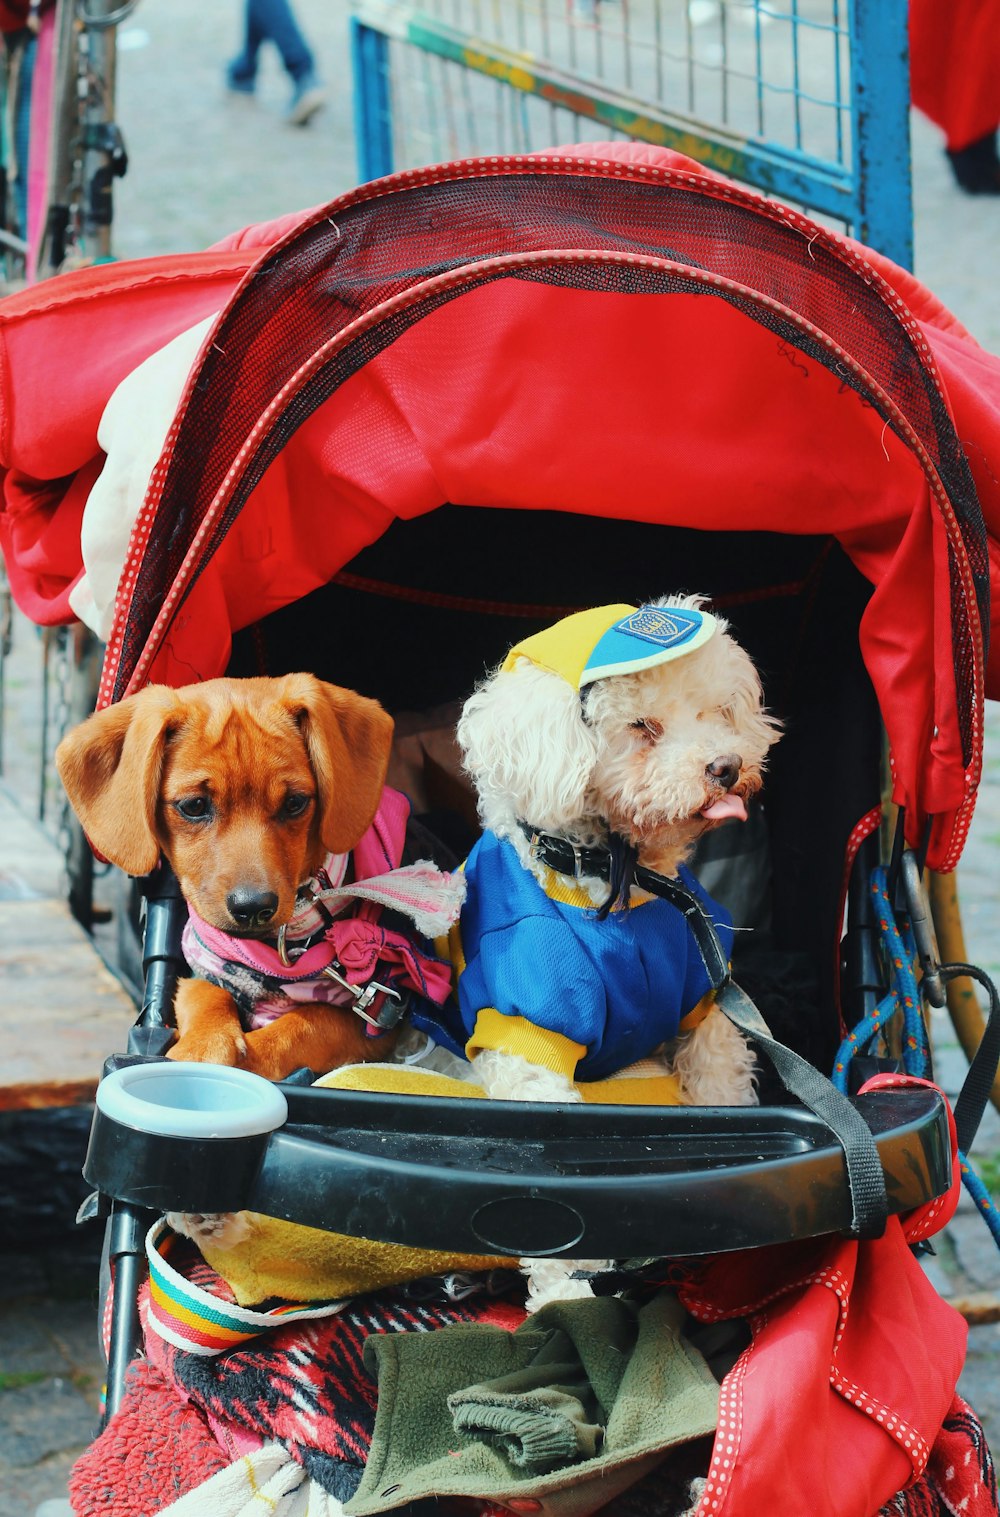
[714,979,889,1239]
[634,865,890,1239]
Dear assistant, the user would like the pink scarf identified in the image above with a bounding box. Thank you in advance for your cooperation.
[181,789,464,1034]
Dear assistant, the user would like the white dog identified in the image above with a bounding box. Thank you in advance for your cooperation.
[423,597,781,1302]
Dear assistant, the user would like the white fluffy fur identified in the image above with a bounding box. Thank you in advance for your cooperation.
[459,594,778,887]
[457,595,781,1306]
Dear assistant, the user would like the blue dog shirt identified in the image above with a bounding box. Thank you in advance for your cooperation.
[419,830,733,1082]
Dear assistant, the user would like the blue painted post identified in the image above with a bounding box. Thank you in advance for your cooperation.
[849,0,913,268]
[351,17,394,184]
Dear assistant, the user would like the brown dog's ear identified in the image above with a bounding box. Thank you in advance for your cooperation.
[281,675,394,854]
[54,685,184,875]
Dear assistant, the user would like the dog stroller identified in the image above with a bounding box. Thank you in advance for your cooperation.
[3,142,1000,1516]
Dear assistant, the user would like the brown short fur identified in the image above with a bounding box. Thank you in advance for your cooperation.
[55,675,396,1080]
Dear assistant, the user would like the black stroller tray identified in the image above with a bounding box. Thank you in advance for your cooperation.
[85,1064,951,1257]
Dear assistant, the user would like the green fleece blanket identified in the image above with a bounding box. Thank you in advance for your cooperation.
[346,1291,718,1517]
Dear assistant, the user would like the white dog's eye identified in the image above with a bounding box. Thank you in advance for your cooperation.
[630,717,663,741]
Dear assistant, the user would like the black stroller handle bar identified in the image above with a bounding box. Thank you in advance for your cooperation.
[85,1059,949,1258]
[85,856,970,1257]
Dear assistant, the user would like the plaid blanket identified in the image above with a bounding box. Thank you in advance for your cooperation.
[877,1397,998,1517]
[142,1241,527,1501]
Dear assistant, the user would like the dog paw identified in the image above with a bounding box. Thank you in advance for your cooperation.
[166,1210,253,1250]
[238,1049,289,1082]
[522,1256,612,1312]
[167,1029,248,1067]
[474,1050,582,1103]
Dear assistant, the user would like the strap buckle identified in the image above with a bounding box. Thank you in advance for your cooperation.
[275,920,298,967]
[320,962,408,1031]
[899,852,946,1008]
[525,828,545,866]
[275,885,326,967]
[276,890,407,1032]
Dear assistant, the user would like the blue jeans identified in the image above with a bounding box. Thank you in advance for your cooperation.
[9,27,36,236]
[230,0,316,86]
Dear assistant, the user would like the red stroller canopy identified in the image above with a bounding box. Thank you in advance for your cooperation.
[1,144,998,871]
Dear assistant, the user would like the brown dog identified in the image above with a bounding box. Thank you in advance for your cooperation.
[55,674,397,1080]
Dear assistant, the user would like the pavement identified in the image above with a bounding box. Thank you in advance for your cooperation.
[1,0,1000,1512]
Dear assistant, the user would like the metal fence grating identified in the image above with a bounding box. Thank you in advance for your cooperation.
[403,0,852,166]
[351,0,912,264]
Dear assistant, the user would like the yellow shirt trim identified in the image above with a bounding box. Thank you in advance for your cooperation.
[532,865,658,912]
[467,1009,586,1081]
[678,989,717,1033]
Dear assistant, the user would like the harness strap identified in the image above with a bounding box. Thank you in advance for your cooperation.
[521,822,890,1239]
[713,981,889,1239]
[943,961,1000,1156]
[633,864,730,989]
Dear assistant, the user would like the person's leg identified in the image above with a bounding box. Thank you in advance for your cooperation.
[249,0,316,84]
[947,129,1000,194]
[251,0,327,125]
[227,0,265,92]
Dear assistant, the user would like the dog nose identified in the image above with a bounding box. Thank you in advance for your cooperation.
[706,754,742,790]
[226,889,280,930]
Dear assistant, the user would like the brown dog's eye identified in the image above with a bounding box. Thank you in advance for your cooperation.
[175,797,213,822]
[630,717,663,741]
[282,793,312,819]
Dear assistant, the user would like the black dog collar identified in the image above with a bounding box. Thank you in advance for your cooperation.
[518,820,729,990]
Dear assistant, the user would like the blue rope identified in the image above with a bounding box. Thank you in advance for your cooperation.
[831,992,894,1093]
[958,1150,1000,1246]
[832,867,928,1091]
[833,867,999,1248]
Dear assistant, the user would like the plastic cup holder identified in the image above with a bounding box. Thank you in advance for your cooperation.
[95,1061,288,1140]
[86,1063,290,1212]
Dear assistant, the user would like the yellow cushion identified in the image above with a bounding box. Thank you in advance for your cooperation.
[197,1065,509,1306]
[196,1061,682,1306]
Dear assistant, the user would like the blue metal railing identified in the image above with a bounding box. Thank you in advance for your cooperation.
[350,0,912,268]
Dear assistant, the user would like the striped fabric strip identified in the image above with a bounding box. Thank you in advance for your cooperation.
[145,1220,350,1356]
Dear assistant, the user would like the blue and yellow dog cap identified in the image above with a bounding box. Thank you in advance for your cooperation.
[503,602,719,689]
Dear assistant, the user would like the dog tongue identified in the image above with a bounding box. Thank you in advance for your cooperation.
[700,794,748,822]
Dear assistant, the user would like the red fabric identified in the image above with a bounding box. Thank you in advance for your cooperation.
[0,248,269,622]
[0,2,28,30]
[910,0,1000,151]
[680,1077,968,1517]
[125,225,979,862]
[3,145,999,867]
[67,1359,229,1516]
[0,204,318,623]
[836,232,1000,708]
[0,1,53,32]
[25,7,55,275]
